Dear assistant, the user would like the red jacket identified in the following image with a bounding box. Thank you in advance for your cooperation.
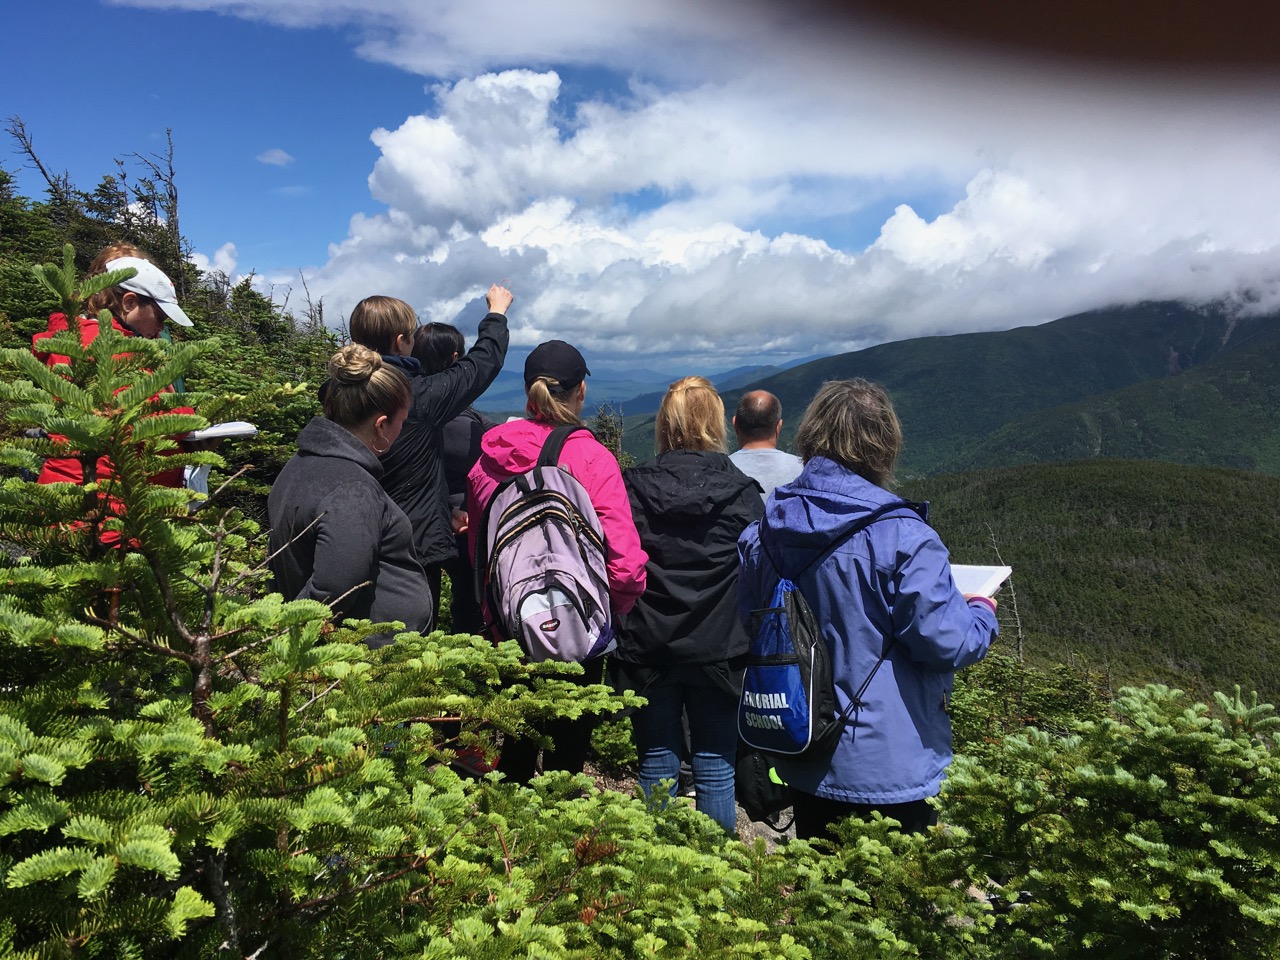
[467,418,648,619]
[32,312,189,489]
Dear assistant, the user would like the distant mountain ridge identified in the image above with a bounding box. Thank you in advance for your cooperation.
[472,358,816,415]
[473,368,669,414]
[621,301,1280,474]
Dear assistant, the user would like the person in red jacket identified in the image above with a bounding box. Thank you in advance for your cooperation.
[32,246,195,531]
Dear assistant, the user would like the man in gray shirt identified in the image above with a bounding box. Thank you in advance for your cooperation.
[729,390,803,501]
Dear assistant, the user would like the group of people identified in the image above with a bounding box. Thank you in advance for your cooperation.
[37,248,1000,842]
[268,285,513,644]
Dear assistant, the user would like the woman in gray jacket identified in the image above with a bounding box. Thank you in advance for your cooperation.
[269,345,432,646]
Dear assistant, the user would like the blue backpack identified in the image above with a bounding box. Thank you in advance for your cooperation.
[738,500,927,758]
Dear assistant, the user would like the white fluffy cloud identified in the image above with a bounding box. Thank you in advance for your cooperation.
[309,66,1280,365]
[191,241,239,278]
[148,0,1280,365]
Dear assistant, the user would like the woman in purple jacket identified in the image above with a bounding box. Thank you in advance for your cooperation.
[737,379,998,841]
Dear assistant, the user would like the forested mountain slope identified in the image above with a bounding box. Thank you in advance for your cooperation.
[903,459,1280,700]
[947,331,1280,474]
[621,301,1280,471]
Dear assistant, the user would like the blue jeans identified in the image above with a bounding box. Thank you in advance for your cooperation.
[631,666,738,833]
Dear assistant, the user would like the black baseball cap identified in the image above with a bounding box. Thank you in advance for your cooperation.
[524,340,591,392]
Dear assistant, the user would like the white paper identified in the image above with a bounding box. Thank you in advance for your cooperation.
[187,420,259,441]
[184,463,211,496]
[950,564,1012,598]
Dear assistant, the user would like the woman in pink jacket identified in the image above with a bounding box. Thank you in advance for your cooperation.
[468,339,647,782]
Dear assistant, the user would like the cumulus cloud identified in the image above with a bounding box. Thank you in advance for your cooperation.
[114,0,1280,366]
[309,63,1280,365]
[256,148,295,166]
[191,241,239,278]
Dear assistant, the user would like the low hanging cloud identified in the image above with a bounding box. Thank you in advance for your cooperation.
[305,66,1280,366]
[130,0,1280,365]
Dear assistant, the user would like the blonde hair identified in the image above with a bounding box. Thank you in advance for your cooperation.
[656,376,727,454]
[525,377,582,426]
[349,296,417,354]
[323,344,411,430]
[84,242,151,320]
[794,379,903,488]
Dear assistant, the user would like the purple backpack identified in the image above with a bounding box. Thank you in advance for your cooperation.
[474,425,615,663]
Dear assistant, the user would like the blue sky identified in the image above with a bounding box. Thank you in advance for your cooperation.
[4,1,426,271]
[5,0,1280,370]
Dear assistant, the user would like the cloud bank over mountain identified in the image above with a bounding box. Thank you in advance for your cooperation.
[119,0,1280,366]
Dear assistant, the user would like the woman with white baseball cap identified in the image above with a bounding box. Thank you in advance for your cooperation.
[31,243,195,498]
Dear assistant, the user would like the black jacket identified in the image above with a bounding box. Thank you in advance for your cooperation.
[267,416,433,646]
[378,313,509,565]
[442,406,496,510]
[614,450,763,666]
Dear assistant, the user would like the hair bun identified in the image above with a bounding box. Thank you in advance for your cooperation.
[328,343,383,385]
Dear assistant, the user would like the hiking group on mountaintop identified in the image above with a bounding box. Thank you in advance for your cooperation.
[34,247,1000,841]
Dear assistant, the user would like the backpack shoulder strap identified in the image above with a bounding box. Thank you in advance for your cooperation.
[537,424,593,469]
[760,499,928,580]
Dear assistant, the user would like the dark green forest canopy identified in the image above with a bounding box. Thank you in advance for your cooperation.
[951,333,1280,474]
[906,459,1280,701]
[788,301,1280,476]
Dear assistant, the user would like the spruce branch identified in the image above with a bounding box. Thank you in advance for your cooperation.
[86,615,201,667]
[294,680,342,717]
[281,860,424,914]
[225,512,325,594]
[495,823,514,881]
[206,464,252,506]
[533,818,615,923]
[216,633,282,664]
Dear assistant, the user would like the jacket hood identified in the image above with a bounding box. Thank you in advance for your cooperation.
[381,354,422,376]
[763,456,918,551]
[295,416,384,479]
[625,450,759,519]
[476,418,567,475]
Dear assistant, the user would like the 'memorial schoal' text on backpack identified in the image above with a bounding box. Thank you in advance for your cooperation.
[738,500,927,758]
[474,424,615,663]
